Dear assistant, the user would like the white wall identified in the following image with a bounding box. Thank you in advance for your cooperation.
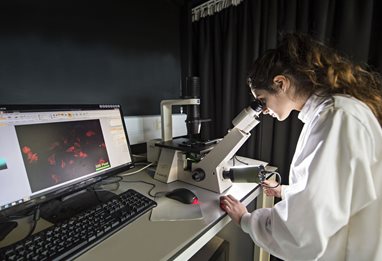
[124,114,187,145]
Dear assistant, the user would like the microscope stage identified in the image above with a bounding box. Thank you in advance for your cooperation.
[156,137,220,154]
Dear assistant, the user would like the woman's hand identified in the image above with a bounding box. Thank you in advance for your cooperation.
[219,195,248,225]
[262,179,282,198]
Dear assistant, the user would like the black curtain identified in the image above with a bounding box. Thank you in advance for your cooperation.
[191,0,382,189]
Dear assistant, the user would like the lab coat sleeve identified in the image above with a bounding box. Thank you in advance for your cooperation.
[241,108,377,260]
[280,185,288,200]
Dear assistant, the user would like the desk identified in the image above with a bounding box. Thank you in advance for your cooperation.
[76,169,262,261]
[1,165,266,261]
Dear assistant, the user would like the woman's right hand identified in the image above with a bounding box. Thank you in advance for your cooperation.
[262,180,282,198]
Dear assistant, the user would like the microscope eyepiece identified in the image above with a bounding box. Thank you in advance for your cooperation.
[250,99,264,112]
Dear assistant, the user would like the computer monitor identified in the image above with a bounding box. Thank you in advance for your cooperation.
[0,104,134,216]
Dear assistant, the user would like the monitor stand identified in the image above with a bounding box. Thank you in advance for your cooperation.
[40,189,116,224]
[0,221,18,240]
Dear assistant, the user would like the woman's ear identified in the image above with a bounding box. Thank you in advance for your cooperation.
[273,75,290,92]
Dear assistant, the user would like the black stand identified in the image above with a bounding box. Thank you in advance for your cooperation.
[40,189,116,224]
[0,221,18,240]
[157,137,219,154]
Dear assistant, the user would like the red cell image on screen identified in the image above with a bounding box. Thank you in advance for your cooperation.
[16,119,110,193]
[22,146,39,163]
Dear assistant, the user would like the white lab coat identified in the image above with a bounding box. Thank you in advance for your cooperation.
[240,94,382,261]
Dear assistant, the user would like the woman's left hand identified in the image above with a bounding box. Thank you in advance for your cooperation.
[220,194,248,225]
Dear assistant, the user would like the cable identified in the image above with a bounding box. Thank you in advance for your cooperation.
[0,204,42,241]
[233,155,249,165]
[260,171,282,189]
[119,162,154,177]
[89,176,123,192]
[120,180,165,198]
[134,162,153,166]
[4,208,37,220]
[132,154,149,164]
[24,205,40,239]
[0,206,40,243]
[132,154,146,158]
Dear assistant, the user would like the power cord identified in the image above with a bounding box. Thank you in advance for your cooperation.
[89,176,123,192]
[24,205,40,239]
[233,155,249,166]
[120,180,164,198]
[132,154,147,159]
[119,162,154,177]
[0,204,41,241]
[258,165,282,188]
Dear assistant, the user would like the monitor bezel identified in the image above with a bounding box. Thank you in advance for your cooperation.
[0,104,135,216]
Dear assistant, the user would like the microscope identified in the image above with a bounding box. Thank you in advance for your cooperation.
[151,77,264,193]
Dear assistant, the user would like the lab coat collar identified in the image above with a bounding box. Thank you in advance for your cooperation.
[298,94,331,124]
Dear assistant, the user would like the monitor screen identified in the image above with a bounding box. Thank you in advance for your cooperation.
[0,104,134,214]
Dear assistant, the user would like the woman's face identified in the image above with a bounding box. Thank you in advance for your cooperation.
[252,89,293,121]
[251,76,305,121]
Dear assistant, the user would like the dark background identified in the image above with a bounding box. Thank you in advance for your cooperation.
[2,0,380,173]
[0,0,190,116]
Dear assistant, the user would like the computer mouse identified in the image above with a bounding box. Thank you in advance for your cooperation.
[165,188,198,204]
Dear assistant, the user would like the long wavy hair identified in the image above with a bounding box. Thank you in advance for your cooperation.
[247,33,382,126]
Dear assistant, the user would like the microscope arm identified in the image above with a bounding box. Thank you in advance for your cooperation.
[189,101,263,192]
[161,98,200,141]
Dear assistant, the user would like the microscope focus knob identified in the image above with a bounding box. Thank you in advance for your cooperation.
[192,169,205,182]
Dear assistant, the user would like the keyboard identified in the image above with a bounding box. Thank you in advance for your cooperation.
[0,189,157,261]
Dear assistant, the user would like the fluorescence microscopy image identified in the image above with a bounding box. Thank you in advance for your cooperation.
[16,120,110,192]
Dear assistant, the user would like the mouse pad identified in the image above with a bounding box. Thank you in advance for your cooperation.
[150,195,203,221]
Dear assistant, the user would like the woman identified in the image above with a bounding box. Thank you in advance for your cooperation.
[220,33,382,260]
